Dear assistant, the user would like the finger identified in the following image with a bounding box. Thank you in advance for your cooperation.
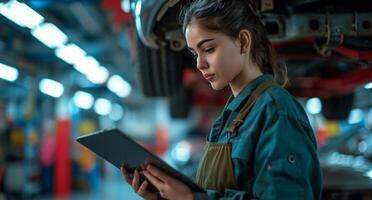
[146,165,171,183]
[132,170,140,191]
[120,164,131,183]
[140,163,146,170]
[143,170,163,189]
[137,180,149,196]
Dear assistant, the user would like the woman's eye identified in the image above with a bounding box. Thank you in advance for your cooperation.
[205,48,214,54]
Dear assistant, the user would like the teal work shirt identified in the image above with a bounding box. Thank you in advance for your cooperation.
[194,74,323,200]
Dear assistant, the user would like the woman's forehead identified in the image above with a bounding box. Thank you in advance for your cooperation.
[186,22,212,36]
[185,22,223,47]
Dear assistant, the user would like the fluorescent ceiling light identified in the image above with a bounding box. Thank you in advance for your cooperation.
[107,75,132,98]
[0,63,18,82]
[39,78,64,98]
[94,98,112,116]
[86,66,109,84]
[364,82,372,90]
[306,97,322,115]
[365,169,372,180]
[348,108,364,124]
[171,141,191,163]
[121,0,131,13]
[31,22,68,48]
[73,56,100,75]
[73,91,94,110]
[109,103,124,121]
[55,44,86,65]
[0,0,44,29]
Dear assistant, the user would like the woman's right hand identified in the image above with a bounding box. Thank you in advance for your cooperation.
[121,163,158,200]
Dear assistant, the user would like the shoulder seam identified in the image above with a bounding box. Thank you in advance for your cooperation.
[261,88,311,127]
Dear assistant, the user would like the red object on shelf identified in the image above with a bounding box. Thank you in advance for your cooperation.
[316,127,327,146]
[154,124,169,156]
[335,46,372,60]
[101,0,132,25]
[290,66,372,97]
[53,118,71,197]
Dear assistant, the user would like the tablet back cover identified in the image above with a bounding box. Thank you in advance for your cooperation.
[76,128,205,192]
[77,128,152,169]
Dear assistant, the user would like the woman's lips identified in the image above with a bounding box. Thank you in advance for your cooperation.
[203,74,215,81]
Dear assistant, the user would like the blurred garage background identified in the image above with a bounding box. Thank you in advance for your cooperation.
[0,0,371,199]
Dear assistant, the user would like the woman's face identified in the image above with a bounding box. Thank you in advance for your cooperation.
[185,21,245,90]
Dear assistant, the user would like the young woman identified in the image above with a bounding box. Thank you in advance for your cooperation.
[121,0,323,199]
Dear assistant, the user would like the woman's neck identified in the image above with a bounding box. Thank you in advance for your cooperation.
[229,65,263,97]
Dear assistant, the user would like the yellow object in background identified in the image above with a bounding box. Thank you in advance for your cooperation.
[80,147,95,171]
[78,120,96,135]
[324,120,340,138]
[28,128,38,145]
[77,119,97,172]
[10,128,24,147]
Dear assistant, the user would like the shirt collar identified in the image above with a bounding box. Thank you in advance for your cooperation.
[226,74,274,112]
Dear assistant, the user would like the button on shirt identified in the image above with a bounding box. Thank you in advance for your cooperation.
[194,75,323,200]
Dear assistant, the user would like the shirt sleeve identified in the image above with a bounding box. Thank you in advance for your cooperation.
[252,113,322,200]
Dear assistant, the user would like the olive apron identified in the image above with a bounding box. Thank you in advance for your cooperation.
[195,80,277,194]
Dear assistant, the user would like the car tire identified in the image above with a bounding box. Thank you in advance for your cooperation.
[136,39,182,97]
[136,38,165,96]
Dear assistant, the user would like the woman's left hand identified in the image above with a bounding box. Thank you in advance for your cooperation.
[143,164,193,200]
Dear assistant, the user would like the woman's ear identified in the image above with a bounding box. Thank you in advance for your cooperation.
[238,29,251,54]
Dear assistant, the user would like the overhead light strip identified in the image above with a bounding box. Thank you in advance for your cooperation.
[0,62,18,82]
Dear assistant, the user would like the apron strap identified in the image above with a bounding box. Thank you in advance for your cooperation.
[227,80,277,136]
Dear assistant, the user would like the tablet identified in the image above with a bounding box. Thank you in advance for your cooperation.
[76,128,205,193]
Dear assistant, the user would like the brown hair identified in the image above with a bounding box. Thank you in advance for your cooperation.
[180,0,288,86]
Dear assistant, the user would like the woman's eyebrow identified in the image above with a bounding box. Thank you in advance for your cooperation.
[196,38,215,49]
[188,38,215,51]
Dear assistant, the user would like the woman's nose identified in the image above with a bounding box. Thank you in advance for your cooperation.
[196,56,207,70]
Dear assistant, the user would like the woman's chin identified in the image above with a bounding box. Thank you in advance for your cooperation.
[210,82,227,90]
